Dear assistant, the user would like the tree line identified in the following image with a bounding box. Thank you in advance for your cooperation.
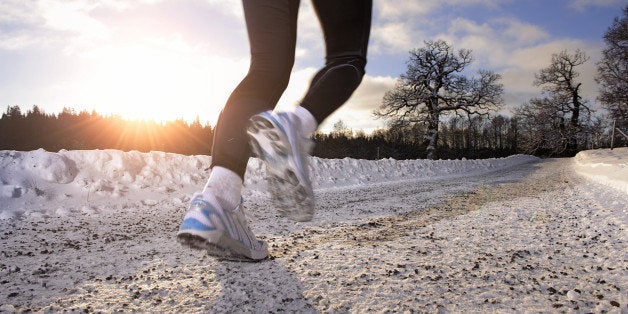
[0,101,619,159]
[0,106,213,156]
[0,103,593,160]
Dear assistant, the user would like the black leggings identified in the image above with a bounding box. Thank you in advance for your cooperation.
[211,0,372,178]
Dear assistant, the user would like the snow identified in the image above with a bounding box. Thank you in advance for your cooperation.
[0,148,626,312]
[573,147,628,194]
[0,148,537,220]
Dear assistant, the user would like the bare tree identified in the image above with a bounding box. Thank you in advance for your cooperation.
[516,92,597,156]
[375,40,503,159]
[534,49,590,153]
[596,5,628,132]
[490,115,508,150]
[516,97,571,155]
[331,119,352,138]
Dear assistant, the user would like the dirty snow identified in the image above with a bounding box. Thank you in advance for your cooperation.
[0,148,626,312]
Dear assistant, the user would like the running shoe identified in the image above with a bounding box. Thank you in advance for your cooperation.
[177,193,268,261]
[247,111,315,222]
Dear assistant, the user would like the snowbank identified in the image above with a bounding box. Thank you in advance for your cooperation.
[0,149,538,219]
[5,146,626,220]
[573,147,628,194]
[0,149,210,189]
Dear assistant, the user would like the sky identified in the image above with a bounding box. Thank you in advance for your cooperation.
[0,0,625,133]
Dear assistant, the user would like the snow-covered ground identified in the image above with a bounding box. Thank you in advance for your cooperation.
[574,147,628,194]
[0,148,626,312]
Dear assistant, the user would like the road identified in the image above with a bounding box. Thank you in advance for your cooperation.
[1,158,626,312]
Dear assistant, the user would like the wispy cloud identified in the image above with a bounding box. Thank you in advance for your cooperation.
[501,18,550,45]
[371,22,416,54]
[40,1,111,37]
[569,0,625,11]
[320,76,396,133]
[376,0,438,20]
[202,0,243,18]
[0,0,116,51]
[0,1,41,24]
[438,16,603,110]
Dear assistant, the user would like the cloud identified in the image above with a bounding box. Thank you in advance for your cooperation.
[0,1,41,24]
[441,17,552,69]
[0,0,118,51]
[348,75,398,111]
[486,37,602,109]
[203,0,243,18]
[374,0,512,22]
[370,0,515,57]
[501,18,550,45]
[371,22,415,54]
[569,0,625,11]
[445,0,507,8]
[40,1,111,38]
[319,75,397,132]
[0,0,228,52]
[295,1,325,59]
[375,0,507,21]
[0,31,49,50]
[274,67,318,111]
[376,0,438,20]
[0,1,49,49]
[271,65,396,132]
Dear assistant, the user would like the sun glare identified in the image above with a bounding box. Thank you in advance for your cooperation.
[83,42,248,124]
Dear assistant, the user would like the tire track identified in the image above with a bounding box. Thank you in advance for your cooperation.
[266,160,566,259]
[265,159,626,312]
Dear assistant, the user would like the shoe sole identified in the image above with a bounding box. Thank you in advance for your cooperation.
[177,230,267,262]
[247,113,314,222]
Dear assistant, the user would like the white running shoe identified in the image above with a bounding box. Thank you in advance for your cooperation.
[247,111,315,222]
[177,193,268,261]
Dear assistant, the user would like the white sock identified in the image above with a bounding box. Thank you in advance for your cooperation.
[202,166,243,210]
[294,106,318,137]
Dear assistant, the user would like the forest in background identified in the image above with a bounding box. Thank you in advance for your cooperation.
[0,104,621,160]
[0,106,211,156]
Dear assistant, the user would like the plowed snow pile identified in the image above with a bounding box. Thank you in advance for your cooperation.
[0,149,536,219]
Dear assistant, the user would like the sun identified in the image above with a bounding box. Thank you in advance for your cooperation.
[84,42,248,124]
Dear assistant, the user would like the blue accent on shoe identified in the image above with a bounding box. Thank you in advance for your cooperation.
[180,217,214,231]
[177,193,269,260]
[264,111,288,137]
[187,196,237,239]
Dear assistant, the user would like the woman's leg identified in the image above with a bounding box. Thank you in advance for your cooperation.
[245,1,372,222]
[300,0,372,124]
[177,0,301,261]
[211,0,300,179]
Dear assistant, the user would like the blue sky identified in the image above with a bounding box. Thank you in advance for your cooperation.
[0,0,625,132]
